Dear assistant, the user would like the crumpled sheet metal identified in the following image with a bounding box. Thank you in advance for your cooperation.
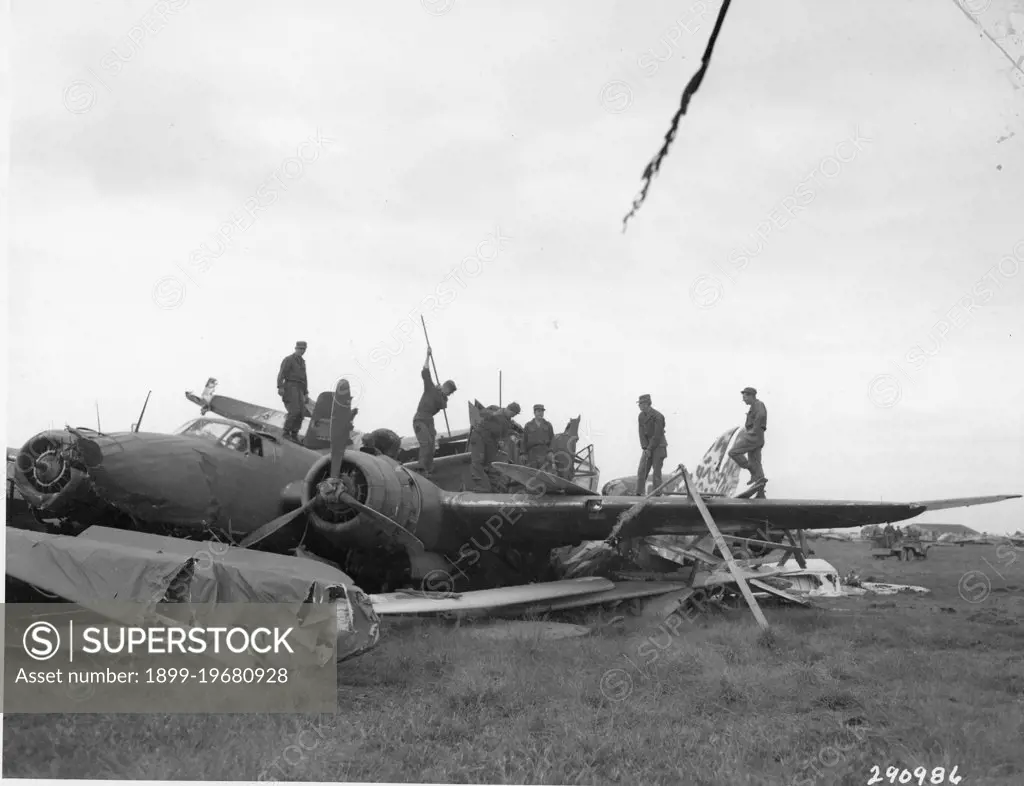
[5,526,380,664]
[562,427,742,574]
[852,582,930,596]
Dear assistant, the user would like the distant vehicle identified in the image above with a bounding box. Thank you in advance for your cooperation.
[869,526,931,561]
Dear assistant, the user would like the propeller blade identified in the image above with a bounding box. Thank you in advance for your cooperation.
[239,497,316,549]
[338,491,426,553]
[330,379,354,478]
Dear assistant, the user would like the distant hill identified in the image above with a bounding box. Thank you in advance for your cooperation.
[915,523,981,537]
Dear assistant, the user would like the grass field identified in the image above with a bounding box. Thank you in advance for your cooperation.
[4,540,1024,785]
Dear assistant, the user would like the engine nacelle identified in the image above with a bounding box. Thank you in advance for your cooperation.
[13,430,100,518]
[301,449,451,552]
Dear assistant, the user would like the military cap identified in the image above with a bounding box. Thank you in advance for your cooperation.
[507,402,521,414]
[295,341,307,349]
[533,404,545,412]
[741,386,757,395]
[637,393,652,404]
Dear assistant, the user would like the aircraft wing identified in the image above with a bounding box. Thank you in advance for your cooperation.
[440,492,1023,547]
[911,495,1022,512]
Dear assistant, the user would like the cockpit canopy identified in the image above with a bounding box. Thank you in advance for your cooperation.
[173,417,260,454]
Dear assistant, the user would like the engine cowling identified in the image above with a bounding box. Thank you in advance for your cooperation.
[301,449,450,552]
[13,430,100,518]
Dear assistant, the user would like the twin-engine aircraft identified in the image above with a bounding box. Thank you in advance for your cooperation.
[9,378,1021,594]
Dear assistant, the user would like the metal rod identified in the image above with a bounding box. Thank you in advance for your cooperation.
[420,316,451,437]
[133,391,152,432]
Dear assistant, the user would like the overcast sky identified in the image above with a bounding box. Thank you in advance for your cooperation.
[5,0,1023,532]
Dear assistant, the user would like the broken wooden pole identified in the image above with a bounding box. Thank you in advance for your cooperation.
[563,466,687,578]
[605,464,687,546]
[680,465,770,632]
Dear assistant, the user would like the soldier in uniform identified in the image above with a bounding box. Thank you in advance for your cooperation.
[277,341,309,443]
[636,393,668,496]
[469,402,521,492]
[412,348,457,476]
[728,386,767,486]
[522,404,555,470]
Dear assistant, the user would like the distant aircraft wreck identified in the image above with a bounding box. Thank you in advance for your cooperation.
[6,374,1021,662]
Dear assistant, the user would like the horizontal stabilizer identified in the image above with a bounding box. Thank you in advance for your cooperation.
[914,494,1022,512]
[490,462,599,496]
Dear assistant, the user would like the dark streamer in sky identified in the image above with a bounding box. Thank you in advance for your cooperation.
[621,0,734,232]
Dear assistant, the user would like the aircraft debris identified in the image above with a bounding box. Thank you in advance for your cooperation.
[680,463,771,630]
[371,577,615,616]
[6,525,381,664]
[846,582,930,596]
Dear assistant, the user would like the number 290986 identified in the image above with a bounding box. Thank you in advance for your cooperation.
[868,765,961,785]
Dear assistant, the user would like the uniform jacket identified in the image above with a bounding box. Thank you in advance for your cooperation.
[522,419,555,452]
[277,354,307,394]
[638,407,667,450]
[414,367,449,420]
[476,407,516,443]
[745,400,767,433]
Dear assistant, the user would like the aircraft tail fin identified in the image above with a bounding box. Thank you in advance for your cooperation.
[303,391,335,450]
[692,426,742,496]
[597,426,741,497]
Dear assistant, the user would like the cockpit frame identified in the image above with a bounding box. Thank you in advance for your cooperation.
[173,417,281,457]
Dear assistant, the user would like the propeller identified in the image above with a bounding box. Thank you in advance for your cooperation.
[240,378,425,554]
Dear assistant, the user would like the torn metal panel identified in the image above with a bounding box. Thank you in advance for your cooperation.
[747,579,811,607]
[762,558,845,597]
[691,562,801,589]
[559,428,745,576]
[496,580,689,616]
[641,534,719,567]
[5,526,380,663]
[855,582,930,596]
[491,463,599,497]
[370,577,614,615]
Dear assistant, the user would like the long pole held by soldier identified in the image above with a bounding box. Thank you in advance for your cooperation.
[420,316,452,437]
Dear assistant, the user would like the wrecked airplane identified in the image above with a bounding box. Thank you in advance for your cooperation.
[9,377,1020,625]
[8,378,607,592]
